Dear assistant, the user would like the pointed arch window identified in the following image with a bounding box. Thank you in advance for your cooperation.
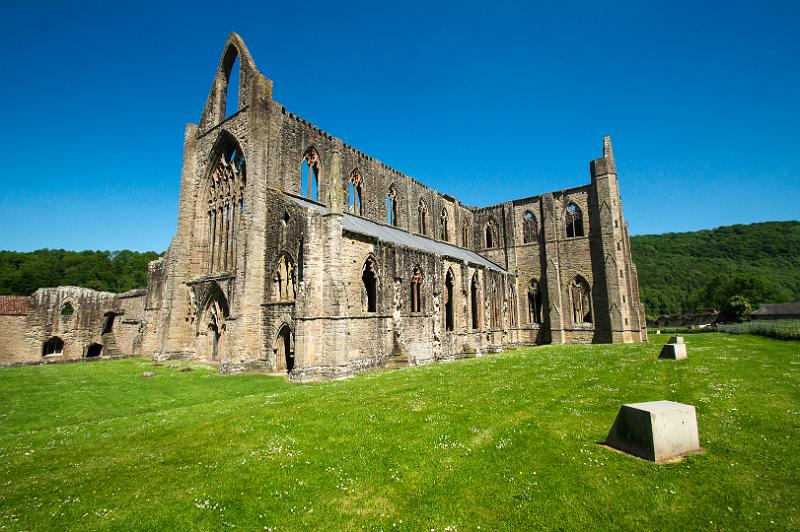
[362,257,379,313]
[223,48,240,119]
[410,266,424,312]
[470,273,480,330]
[523,210,537,244]
[348,169,364,215]
[418,200,428,236]
[527,279,542,324]
[485,222,494,249]
[565,203,584,238]
[273,254,296,301]
[387,185,398,226]
[444,268,455,331]
[490,278,500,328]
[571,275,592,324]
[462,220,470,247]
[301,148,321,200]
[509,285,518,327]
[207,135,246,274]
[440,208,449,241]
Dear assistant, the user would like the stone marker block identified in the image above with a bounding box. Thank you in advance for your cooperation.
[659,342,687,360]
[667,336,684,344]
[604,400,701,462]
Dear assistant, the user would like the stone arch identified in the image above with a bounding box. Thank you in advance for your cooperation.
[571,275,593,324]
[301,146,321,200]
[348,168,365,215]
[361,255,380,313]
[42,336,64,357]
[410,265,424,313]
[200,33,261,128]
[275,322,295,373]
[527,278,542,324]
[199,283,230,361]
[484,219,497,249]
[273,252,297,301]
[522,210,537,244]
[205,130,247,274]
[565,202,584,238]
[444,267,455,331]
[59,301,75,317]
[386,184,398,226]
[86,343,103,358]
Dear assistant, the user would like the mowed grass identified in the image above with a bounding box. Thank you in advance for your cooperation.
[0,334,798,531]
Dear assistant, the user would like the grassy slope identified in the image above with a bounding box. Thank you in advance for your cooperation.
[0,334,798,530]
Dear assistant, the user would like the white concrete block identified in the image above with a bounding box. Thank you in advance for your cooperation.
[667,336,684,344]
[604,400,701,462]
[659,343,687,360]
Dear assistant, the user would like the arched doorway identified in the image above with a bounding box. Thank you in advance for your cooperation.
[199,284,229,362]
[86,343,103,358]
[276,324,294,373]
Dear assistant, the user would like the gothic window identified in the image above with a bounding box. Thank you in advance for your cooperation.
[386,185,398,226]
[418,200,428,236]
[362,258,379,313]
[490,278,500,328]
[274,254,296,301]
[42,337,64,356]
[444,268,455,331]
[462,221,470,247]
[301,147,321,200]
[207,134,246,273]
[440,209,449,241]
[410,266,423,312]
[60,302,74,317]
[224,48,240,119]
[527,279,542,324]
[102,313,115,334]
[470,273,480,329]
[571,275,592,324]
[523,210,537,244]
[485,223,494,248]
[565,203,584,238]
[348,169,364,215]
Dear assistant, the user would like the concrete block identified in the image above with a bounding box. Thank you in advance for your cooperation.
[604,400,701,462]
[667,336,684,344]
[659,343,687,360]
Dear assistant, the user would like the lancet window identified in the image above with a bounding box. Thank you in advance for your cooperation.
[207,137,246,273]
[565,203,584,238]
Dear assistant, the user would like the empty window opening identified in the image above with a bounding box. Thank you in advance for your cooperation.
[527,279,542,324]
[207,135,246,274]
[490,279,500,328]
[282,210,290,225]
[274,254,296,301]
[522,210,537,244]
[565,203,584,238]
[349,169,364,215]
[571,276,592,324]
[620,269,624,279]
[60,302,74,317]
[617,241,622,251]
[471,274,480,330]
[42,337,64,356]
[509,286,518,327]
[86,343,103,358]
[276,324,295,373]
[225,51,240,118]
[485,224,494,248]
[102,314,115,334]
[418,200,428,235]
[614,219,619,228]
[440,209,449,241]
[387,186,398,226]
[362,258,378,313]
[301,148,320,200]
[445,269,455,331]
[410,266,423,313]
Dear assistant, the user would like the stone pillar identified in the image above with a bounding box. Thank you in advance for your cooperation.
[541,193,565,344]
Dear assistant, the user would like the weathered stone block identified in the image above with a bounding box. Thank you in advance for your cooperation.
[659,342,687,360]
[604,400,701,462]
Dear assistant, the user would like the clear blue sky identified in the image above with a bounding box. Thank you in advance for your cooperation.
[1,0,798,252]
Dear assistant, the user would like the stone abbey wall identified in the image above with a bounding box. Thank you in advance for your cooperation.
[0,33,646,375]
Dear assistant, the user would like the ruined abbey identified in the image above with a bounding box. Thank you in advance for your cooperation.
[0,34,647,379]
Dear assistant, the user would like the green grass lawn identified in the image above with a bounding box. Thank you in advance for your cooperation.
[1,333,798,531]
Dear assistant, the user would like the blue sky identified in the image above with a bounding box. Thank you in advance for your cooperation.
[0,0,797,252]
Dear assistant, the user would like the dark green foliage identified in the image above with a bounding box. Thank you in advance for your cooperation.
[0,249,162,295]
[631,221,800,318]
[721,295,752,323]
